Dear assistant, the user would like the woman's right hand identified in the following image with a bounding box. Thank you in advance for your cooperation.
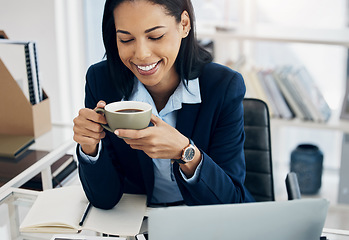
[73,101,108,156]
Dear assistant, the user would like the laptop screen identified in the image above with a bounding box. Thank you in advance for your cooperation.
[148,198,329,240]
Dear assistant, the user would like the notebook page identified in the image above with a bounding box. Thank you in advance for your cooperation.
[83,193,147,236]
[20,185,87,232]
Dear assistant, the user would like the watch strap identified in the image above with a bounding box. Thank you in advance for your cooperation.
[174,158,187,164]
[172,139,195,164]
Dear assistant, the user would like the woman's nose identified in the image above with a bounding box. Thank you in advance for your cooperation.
[135,40,151,60]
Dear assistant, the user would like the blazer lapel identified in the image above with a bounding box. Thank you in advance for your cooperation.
[176,103,201,138]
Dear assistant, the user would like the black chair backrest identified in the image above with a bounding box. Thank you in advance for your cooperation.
[243,98,275,202]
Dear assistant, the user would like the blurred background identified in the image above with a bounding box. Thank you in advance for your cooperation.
[0,0,348,202]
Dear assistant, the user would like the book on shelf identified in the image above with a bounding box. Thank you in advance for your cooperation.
[242,70,257,98]
[27,41,42,104]
[294,67,331,122]
[272,67,306,120]
[244,69,278,118]
[257,70,282,118]
[0,39,43,105]
[243,71,258,98]
[20,185,147,236]
[0,134,34,158]
[244,66,331,122]
[262,70,294,119]
[288,68,320,121]
[278,67,314,121]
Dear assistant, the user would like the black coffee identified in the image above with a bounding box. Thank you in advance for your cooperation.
[115,109,143,113]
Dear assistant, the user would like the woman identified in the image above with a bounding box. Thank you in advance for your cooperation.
[73,0,254,209]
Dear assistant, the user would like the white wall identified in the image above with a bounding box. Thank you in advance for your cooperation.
[0,0,87,125]
[84,0,105,67]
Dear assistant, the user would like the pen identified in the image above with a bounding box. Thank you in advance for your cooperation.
[79,202,92,226]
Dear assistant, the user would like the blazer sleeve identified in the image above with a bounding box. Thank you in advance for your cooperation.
[77,64,124,210]
[174,70,255,205]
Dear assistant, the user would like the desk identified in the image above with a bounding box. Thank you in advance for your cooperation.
[1,187,349,240]
[0,188,41,240]
[0,188,113,240]
[324,232,349,240]
[0,124,75,194]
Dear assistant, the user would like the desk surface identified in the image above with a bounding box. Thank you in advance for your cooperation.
[324,231,349,240]
[1,187,349,240]
[325,204,349,231]
[28,124,74,153]
[0,124,75,194]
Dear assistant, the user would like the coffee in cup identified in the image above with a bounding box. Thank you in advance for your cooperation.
[95,101,152,132]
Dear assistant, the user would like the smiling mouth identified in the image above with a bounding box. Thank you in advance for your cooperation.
[137,62,157,71]
[135,60,161,75]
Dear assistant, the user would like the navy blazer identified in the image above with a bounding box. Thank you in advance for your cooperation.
[77,61,255,209]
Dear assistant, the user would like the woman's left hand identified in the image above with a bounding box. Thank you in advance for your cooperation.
[117,114,202,177]
[115,114,188,159]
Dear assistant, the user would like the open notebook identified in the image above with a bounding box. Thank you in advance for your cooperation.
[148,198,329,240]
[20,185,147,236]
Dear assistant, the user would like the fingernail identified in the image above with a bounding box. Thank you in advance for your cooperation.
[114,130,119,135]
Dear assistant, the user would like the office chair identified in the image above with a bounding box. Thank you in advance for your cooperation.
[243,98,301,202]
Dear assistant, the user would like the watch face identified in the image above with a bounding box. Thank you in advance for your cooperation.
[183,146,195,162]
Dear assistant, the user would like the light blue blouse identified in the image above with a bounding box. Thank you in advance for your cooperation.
[80,78,203,203]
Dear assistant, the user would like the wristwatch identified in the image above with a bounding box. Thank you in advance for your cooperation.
[173,139,196,164]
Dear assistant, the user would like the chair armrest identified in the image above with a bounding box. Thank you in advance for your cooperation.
[286,172,301,200]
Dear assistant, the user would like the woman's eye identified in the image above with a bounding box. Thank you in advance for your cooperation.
[119,39,133,43]
[149,34,164,41]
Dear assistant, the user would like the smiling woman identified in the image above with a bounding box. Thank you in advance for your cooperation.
[114,1,189,105]
[102,0,211,101]
[73,0,255,209]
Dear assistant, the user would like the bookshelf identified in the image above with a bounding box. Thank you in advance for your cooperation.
[197,20,349,204]
[197,25,349,126]
[271,116,349,134]
[0,124,75,194]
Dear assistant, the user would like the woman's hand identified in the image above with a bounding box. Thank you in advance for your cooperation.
[116,114,202,177]
[73,101,108,156]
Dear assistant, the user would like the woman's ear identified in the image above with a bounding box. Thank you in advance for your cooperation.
[180,10,191,38]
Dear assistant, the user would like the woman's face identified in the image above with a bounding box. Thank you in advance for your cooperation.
[114,0,190,92]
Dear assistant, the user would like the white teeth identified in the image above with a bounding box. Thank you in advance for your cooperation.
[137,62,157,71]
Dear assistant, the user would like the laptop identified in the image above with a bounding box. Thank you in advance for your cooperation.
[148,198,329,240]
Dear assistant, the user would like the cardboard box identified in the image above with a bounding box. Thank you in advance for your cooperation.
[0,58,51,138]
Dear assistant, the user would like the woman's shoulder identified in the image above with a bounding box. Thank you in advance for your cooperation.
[85,60,123,102]
[201,62,241,79]
[198,62,245,113]
[86,60,112,86]
[87,60,108,75]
